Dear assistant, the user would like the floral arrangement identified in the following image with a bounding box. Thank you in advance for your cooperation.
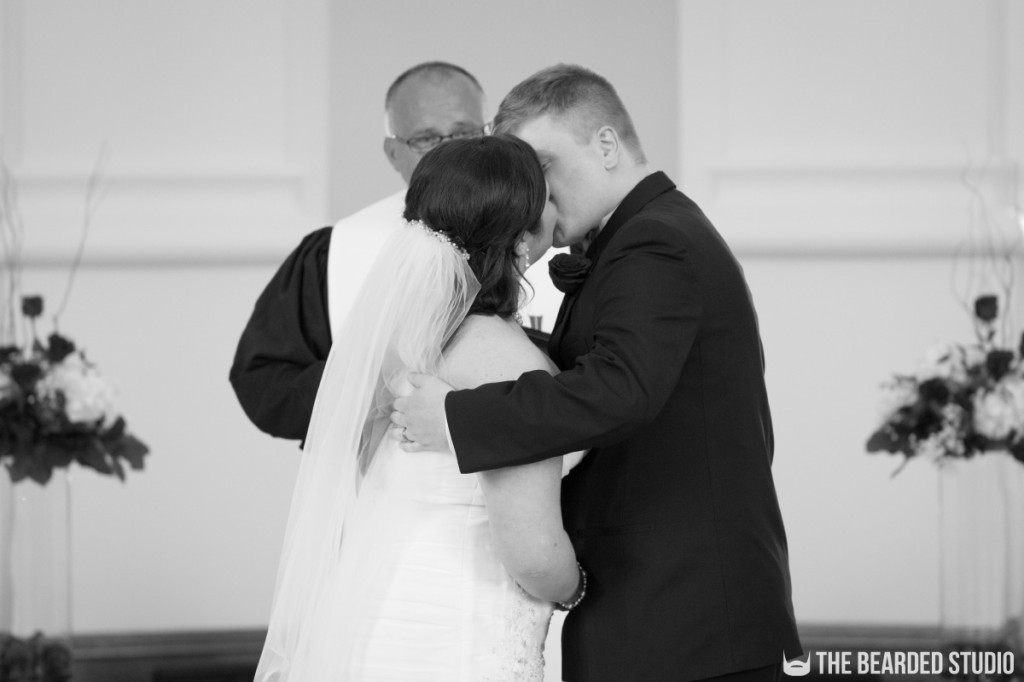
[0,295,148,484]
[1,154,148,485]
[867,294,1024,472]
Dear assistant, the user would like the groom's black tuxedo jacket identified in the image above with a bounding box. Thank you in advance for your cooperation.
[447,172,801,682]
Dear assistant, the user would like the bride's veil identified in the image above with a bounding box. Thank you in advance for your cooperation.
[254,220,480,681]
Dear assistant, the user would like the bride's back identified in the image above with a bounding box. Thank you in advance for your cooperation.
[338,315,556,682]
[443,314,557,390]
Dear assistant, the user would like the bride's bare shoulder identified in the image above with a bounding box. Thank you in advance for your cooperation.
[443,315,555,390]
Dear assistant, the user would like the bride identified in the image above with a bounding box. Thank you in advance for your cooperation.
[255,134,585,681]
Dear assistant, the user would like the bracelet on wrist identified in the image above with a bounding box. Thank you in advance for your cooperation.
[555,562,588,612]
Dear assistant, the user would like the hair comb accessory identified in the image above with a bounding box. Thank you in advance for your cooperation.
[407,219,470,261]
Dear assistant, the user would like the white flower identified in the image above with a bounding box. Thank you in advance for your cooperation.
[915,342,980,383]
[36,352,117,424]
[972,377,1024,440]
[915,406,967,460]
[878,378,917,419]
[915,434,947,461]
[962,344,987,370]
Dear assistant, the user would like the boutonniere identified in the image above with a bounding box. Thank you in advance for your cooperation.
[549,253,592,295]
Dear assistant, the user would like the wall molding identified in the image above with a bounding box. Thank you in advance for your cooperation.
[65,624,953,681]
[0,0,330,264]
[677,0,1024,257]
[71,630,263,682]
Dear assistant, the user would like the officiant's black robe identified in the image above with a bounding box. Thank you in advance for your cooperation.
[229,227,333,442]
[229,226,551,443]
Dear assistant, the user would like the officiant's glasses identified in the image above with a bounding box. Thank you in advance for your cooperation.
[389,126,487,153]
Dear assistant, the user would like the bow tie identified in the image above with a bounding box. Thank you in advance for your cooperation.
[570,227,598,256]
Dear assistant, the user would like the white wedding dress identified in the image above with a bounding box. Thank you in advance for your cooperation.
[337,436,575,681]
[255,222,578,681]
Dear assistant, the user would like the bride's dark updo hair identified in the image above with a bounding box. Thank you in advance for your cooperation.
[403,134,547,318]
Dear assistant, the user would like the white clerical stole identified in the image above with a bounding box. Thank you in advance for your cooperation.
[326,191,406,341]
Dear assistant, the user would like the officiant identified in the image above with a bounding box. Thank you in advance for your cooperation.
[229,61,495,442]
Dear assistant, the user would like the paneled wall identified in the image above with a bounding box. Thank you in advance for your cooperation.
[2,0,329,263]
[678,0,1023,255]
[1,0,1022,644]
[679,0,1024,626]
[0,0,332,633]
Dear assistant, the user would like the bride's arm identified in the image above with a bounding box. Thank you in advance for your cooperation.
[478,458,579,603]
[444,317,580,604]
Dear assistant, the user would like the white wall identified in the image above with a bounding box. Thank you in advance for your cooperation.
[1,0,1022,637]
[679,0,1024,626]
[2,0,331,633]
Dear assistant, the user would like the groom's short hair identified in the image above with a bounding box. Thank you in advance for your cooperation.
[493,64,646,164]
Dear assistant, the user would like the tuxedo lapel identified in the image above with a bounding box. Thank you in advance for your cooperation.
[550,280,580,366]
[549,171,677,364]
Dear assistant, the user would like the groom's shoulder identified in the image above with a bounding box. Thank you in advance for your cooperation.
[604,200,725,276]
[646,186,711,226]
[614,210,691,254]
[624,190,720,247]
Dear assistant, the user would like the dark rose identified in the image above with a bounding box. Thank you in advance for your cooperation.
[0,345,20,364]
[974,295,998,323]
[10,362,42,391]
[548,253,592,295]
[1011,439,1024,465]
[986,349,1014,380]
[918,378,950,405]
[47,333,76,363]
[21,295,43,319]
[911,405,944,440]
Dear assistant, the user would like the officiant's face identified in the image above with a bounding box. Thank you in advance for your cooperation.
[513,114,614,248]
[384,74,486,184]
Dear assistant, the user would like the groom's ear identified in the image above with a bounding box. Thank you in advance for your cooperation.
[596,126,621,170]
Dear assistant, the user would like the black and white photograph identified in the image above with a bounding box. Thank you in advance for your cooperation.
[1,1,1022,681]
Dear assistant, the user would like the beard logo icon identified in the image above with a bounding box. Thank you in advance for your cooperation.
[783,653,811,677]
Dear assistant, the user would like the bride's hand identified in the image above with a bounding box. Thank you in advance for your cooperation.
[390,372,455,452]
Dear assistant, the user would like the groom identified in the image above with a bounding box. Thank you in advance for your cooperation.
[393,64,802,682]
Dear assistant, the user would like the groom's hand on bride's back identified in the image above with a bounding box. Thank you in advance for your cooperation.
[390,373,455,452]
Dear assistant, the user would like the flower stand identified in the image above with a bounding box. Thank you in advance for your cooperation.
[939,452,1024,675]
[0,471,73,682]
